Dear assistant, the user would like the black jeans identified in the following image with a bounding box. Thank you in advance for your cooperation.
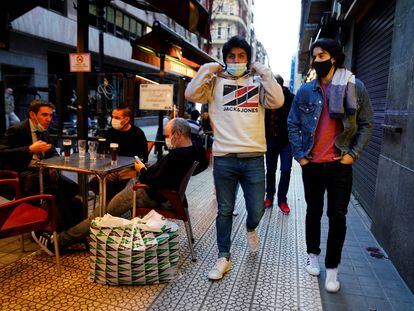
[265,142,293,204]
[302,161,352,268]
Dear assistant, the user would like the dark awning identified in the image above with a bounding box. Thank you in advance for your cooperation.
[122,0,211,40]
[131,21,217,78]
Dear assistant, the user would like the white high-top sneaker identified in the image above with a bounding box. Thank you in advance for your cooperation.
[305,253,320,276]
[325,268,340,293]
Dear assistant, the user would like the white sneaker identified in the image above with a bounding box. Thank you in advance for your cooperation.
[247,229,260,252]
[305,253,320,276]
[325,268,340,293]
[208,257,231,280]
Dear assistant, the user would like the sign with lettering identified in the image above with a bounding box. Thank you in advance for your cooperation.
[139,84,173,110]
[69,53,91,72]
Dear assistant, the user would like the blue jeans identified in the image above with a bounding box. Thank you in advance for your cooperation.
[213,156,265,258]
[265,142,293,204]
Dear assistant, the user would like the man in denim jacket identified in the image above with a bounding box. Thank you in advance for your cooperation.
[288,39,373,293]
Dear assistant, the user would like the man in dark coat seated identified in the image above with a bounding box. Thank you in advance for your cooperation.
[31,117,208,255]
[0,100,82,231]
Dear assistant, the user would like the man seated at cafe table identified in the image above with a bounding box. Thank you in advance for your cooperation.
[32,118,208,255]
[89,105,148,201]
[0,100,82,231]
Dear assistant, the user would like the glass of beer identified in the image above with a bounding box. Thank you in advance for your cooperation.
[89,141,98,160]
[63,139,72,161]
[78,139,86,158]
[110,143,119,165]
[98,138,106,158]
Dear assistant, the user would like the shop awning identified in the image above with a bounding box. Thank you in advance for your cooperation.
[131,21,218,78]
[122,0,211,40]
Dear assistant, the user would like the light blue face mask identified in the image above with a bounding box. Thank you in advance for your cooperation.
[226,63,248,77]
[33,115,47,132]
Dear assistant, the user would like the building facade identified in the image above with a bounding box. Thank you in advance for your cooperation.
[0,0,205,125]
[296,0,414,292]
[209,0,254,63]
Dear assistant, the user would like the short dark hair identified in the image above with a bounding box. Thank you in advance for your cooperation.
[28,100,55,114]
[310,38,345,68]
[190,110,200,121]
[222,36,252,66]
[274,74,284,87]
[114,105,132,119]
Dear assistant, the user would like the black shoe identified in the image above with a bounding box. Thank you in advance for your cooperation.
[31,231,55,256]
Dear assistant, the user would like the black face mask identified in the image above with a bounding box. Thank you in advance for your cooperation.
[313,58,333,78]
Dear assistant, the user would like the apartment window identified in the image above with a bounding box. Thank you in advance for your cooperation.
[41,0,66,15]
[230,2,234,14]
[88,4,97,27]
[216,48,221,60]
[123,15,130,38]
[217,23,222,39]
[130,19,137,38]
[137,23,143,36]
[115,10,123,37]
[87,5,145,41]
[227,25,231,38]
[106,7,115,34]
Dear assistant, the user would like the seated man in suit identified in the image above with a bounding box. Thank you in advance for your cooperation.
[89,105,148,201]
[1,100,81,231]
[32,117,208,255]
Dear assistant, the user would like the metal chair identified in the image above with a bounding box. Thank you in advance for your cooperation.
[0,172,61,275]
[132,161,199,262]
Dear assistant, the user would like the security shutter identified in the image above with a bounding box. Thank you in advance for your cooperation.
[352,0,396,218]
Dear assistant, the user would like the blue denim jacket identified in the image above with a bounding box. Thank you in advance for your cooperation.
[287,78,374,162]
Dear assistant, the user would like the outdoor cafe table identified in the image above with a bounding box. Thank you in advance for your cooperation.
[33,154,134,216]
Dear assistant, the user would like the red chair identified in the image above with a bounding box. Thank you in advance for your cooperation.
[132,161,199,262]
[147,141,155,155]
[0,172,61,275]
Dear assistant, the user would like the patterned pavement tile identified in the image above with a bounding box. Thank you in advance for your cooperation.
[0,165,327,311]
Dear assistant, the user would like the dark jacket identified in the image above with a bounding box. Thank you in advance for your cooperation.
[139,144,208,202]
[287,78,374,162]
[105,126,148,163]
[0,119,58,171]
[265,86,294,147]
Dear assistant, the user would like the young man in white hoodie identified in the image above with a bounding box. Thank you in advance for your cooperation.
[185,36,284,280]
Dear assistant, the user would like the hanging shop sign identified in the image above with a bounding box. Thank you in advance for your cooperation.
[69,53,91,72]
[139,84,173,111]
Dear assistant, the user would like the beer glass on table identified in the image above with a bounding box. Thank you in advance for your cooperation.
[98,138,106,158]
[63,139,72,161]
[110,143,119,165]
[89,141,98,160]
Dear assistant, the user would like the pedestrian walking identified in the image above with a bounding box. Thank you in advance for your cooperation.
[264,75,294,214]
[287,38,373,292]
[185,35,284,280]
[4,88,20,128]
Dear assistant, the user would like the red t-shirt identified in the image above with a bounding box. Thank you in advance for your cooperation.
[310,83,343,163]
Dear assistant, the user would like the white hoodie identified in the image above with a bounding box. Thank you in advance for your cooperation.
[185,62,284,156]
